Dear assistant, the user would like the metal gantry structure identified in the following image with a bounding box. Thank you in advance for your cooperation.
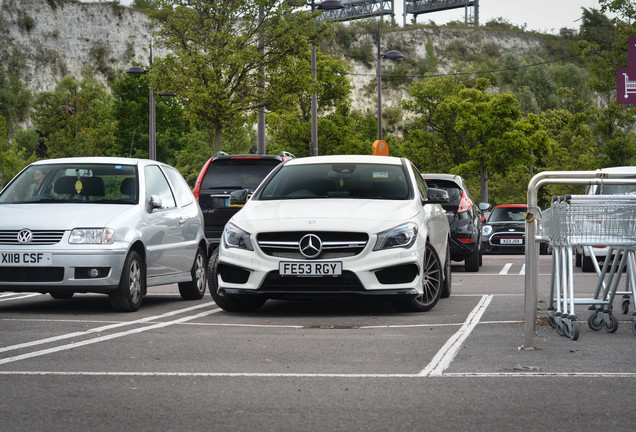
[320,0,395,21]
[320,0,478,24]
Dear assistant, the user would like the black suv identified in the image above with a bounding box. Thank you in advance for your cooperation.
[422,173,490,272]
[193,151,294,251]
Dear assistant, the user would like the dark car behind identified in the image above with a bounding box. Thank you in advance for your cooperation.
[482,204,527,254]
[423,174,490,271]
[193,152,294,251]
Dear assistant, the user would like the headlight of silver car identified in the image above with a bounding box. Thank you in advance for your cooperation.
[69,228,115,244]
[373,222,418,251]
[224,222,254,250]
[482,225,492,236]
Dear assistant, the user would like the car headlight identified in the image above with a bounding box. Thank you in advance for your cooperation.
[482,225,492,236]
[223,222,253,250]
[373,222,418,251]
[69,228,115,244]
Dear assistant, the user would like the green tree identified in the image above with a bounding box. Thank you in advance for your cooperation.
[0,69,32,138]
[0,116,33,187]
[150,0,329,154]
[576,4,636,167]
[403,77,549,202]
[32,77,117,158]
[111,73,189,164]
[266,48,353,156]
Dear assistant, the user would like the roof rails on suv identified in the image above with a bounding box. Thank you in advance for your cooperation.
[193,151,294,252]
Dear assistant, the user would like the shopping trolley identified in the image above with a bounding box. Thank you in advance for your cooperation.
[624,73,636,99]
[542,194,636,340]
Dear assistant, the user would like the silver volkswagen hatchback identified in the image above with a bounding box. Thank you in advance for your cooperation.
[0,157,207,311]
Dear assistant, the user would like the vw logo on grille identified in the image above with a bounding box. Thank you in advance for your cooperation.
[299,234,322,259]
[17,229,33,244]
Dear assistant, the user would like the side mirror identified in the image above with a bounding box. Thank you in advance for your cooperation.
[478,202,491,212]
[229,189,250,206]
[148,195,163,211]
[426,187,449,204]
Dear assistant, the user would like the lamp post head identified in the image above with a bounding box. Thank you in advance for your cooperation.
[317,0,344,10]
[381,50,404,60]
[126,66,149,74]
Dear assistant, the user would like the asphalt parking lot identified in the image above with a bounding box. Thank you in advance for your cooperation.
[2,254,636,431]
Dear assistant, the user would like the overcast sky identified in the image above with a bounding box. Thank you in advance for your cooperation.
[95,0,610,34]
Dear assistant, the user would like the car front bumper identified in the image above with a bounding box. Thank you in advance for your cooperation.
[0,247,128,294]
[216,244,426,297]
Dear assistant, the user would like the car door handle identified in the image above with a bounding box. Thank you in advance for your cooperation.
[179,217,188,225]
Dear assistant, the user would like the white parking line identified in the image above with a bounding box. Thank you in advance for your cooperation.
[0,293,41,302]
[0,302,218,355]
[0,307,222,365]
[499,263,512,275]
[2,370,634,378]
[419,294,493,377]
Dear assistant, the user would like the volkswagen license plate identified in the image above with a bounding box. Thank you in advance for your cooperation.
[500,238,523,245]
[0,252,53,266]
[279,261,342,277]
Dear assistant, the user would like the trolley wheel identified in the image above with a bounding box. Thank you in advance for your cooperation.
[568,320,580,341]
[548,315,557,329]
[588,312,604,331]
[556,320,566,336]
[622,299,630,315]
[605,314,619,333]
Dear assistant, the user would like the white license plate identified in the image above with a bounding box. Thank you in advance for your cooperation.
[500,238,523,245]
[0,252,53,266]
[279,261,342,277]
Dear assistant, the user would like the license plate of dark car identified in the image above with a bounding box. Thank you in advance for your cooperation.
[500,238,523,245]
[279,261,342,277]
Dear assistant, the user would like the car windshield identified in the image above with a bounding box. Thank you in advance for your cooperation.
[0,163,139,204]
[489,206,526,222]
[594,184,636,195]
[201,159,280,190]
[258,162,409,200]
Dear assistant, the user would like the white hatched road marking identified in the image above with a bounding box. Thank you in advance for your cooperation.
[499,263,512,275]
[497,263,525,275]
[0,293,41,302]
[0,302,216,354]
[0,305,221,365]
[1,292,630,378]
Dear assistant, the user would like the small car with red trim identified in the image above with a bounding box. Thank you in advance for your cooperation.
[422,174,490,271]
[481,204,529,254]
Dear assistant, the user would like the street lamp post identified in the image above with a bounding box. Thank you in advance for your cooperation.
[310,0,343,156]
[127,44,156,160]
[376,19,403,141]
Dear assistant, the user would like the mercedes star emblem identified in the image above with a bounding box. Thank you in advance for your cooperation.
[299,234,322,259]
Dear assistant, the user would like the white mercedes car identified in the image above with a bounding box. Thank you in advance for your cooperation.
[0,157,207,312]
[208,155,451,313]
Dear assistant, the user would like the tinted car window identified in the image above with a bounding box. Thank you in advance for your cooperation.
[201,159,280,189]
[423,179,462,205]
[489,206,526,222]
[145,165,176,209]
[258,163,409,200]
